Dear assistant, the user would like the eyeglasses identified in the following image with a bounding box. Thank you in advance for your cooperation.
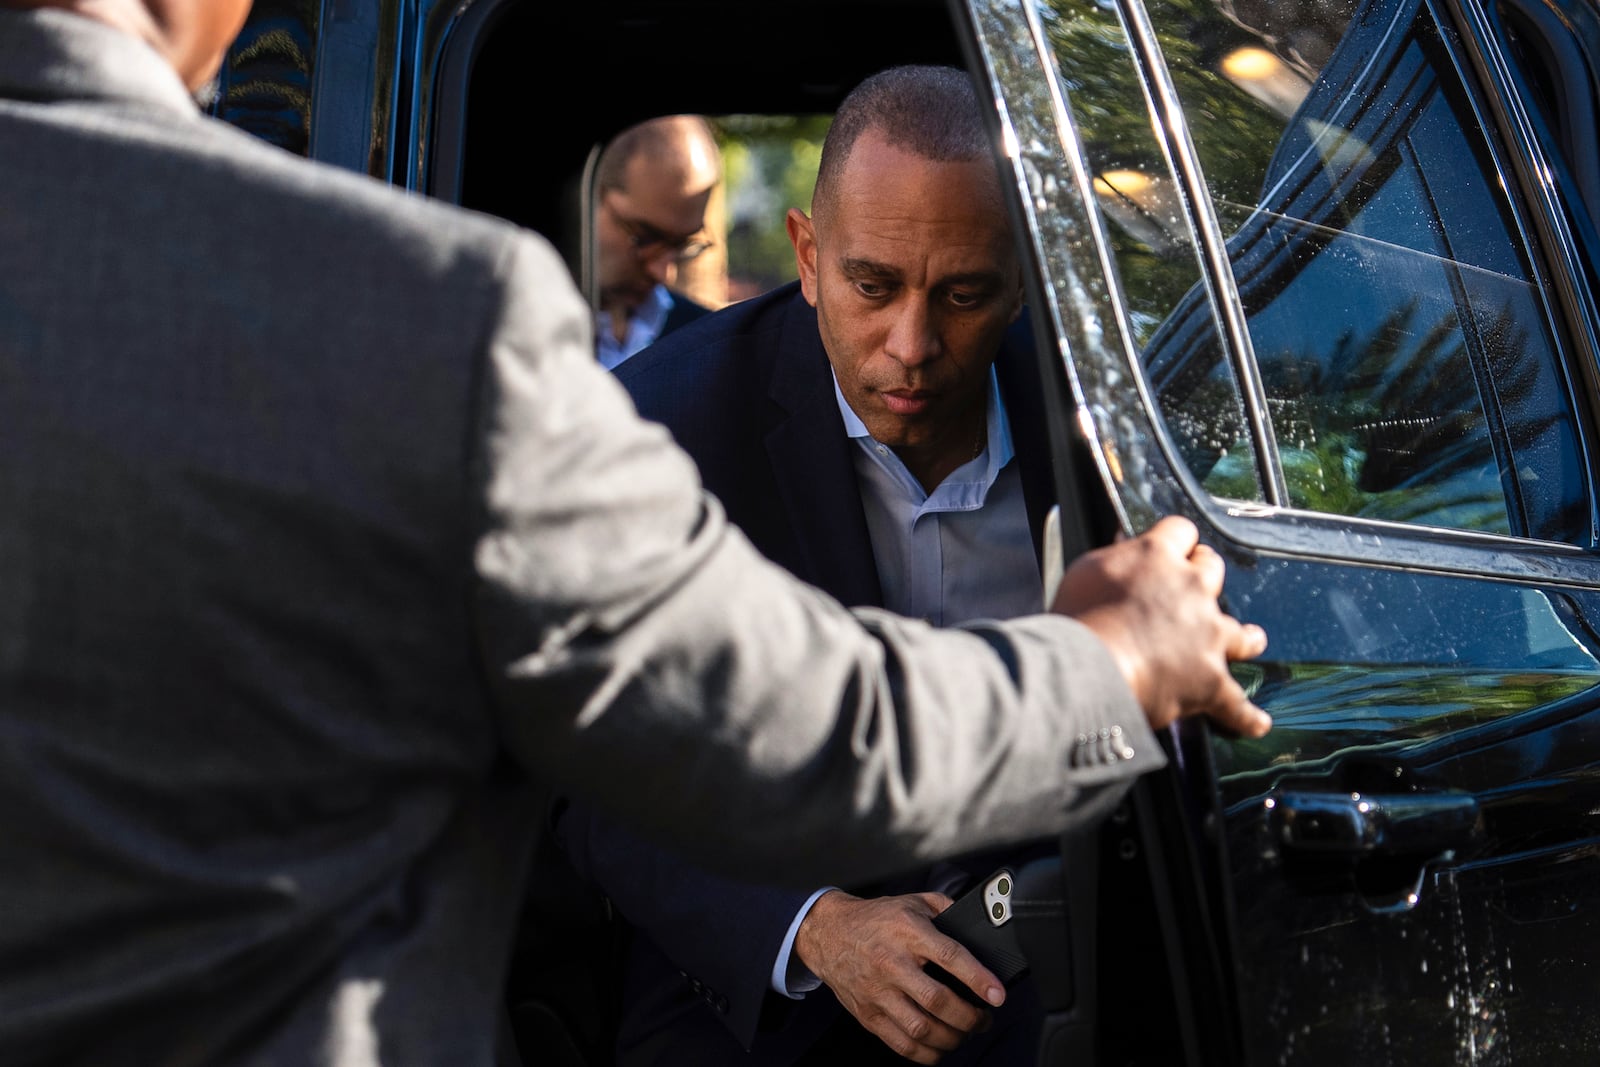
[602,197,715,264]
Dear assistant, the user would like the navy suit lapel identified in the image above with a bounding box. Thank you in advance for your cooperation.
[764,295,884,609]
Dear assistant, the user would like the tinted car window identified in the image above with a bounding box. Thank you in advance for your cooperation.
[1051,0,1592,541]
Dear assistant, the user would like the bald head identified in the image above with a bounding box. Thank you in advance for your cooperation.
[2,0,252,91]
[811,65,993,226]
[594,115,724,325]
[596,114,722,201]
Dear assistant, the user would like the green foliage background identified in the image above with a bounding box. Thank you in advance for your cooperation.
[712,115,833,296]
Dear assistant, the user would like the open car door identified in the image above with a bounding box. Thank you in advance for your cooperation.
[958,0,1600,1062]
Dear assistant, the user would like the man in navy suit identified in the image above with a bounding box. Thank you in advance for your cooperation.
[557,65,1093,1066]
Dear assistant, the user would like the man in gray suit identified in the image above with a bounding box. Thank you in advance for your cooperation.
[0,2,1270,1064]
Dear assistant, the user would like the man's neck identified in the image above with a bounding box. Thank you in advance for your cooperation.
[605,308,633,343]
[8,2,209,90]
[896,407,987,494]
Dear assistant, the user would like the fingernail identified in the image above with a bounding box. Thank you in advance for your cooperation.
[986,986,1005,1006]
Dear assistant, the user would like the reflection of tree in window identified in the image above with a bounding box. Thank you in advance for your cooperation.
[1041,0,1273,345]
[1048,0,1589,544]
[1150,334,1261,501]
[1257,297,1511,532]
[212,3,316,158]
[1140,0,1332,215]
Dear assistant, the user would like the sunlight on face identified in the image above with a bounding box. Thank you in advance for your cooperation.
[793,131,1022,460]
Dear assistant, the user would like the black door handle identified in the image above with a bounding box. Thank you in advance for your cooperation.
[1269,788,1481,857]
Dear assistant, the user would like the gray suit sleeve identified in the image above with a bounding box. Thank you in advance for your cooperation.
[470,232,1164,888]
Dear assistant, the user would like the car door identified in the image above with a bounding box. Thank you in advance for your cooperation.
[959,0,1600,1062]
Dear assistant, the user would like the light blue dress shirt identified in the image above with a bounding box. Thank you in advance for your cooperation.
[840,369,1040,626]
[596,283,673,370]
[771,365,1043,997]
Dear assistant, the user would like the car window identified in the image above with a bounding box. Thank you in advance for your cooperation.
[1047,0,1592,543]
[1043,0,1267,504]
[713,116,828,301]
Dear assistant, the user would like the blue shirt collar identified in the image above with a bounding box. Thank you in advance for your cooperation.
[596,284,674,370]
[831,365,1015,508]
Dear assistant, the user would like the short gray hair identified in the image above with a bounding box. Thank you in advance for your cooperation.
[812,65,991,217]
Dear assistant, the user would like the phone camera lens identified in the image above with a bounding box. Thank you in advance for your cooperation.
[997,877,1010,895]
[992,901,1005,920]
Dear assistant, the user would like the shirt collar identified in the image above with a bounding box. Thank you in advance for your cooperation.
[831,366,1015,503]
[632,284,675,334]
[596,285,675,368]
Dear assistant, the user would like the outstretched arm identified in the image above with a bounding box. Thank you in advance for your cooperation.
[474,233,1268,889]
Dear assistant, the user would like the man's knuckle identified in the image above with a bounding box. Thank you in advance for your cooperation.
[883,1031,919,1058]
[866,945,898,971]
[929,939,964,968]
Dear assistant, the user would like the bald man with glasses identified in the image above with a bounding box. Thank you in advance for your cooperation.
[593,114,723,370]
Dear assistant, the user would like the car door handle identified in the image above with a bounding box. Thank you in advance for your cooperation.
[1268,788,1481,857]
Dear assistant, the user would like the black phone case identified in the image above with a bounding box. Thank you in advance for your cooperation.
[926,869,1030,1004]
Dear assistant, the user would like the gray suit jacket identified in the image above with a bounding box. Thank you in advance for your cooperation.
[0,11,1162,1065]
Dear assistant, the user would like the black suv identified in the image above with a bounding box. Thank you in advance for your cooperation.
[216,1,1600,1063]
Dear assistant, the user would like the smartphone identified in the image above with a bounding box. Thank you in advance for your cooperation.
[925,867,1030,1005]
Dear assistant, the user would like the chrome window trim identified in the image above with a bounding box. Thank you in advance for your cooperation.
[962,0,1191,534]
[1111,0,1287,507]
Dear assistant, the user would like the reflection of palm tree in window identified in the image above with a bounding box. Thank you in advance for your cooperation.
[1257,298,1525,532]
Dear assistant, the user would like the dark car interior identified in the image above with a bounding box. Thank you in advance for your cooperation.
[442,0,968,282]
[432,5,1170,1067]
[430,5,980,1064]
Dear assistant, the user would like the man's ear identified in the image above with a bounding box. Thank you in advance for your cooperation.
[1008,279,1025,323]
[786,208,820,306]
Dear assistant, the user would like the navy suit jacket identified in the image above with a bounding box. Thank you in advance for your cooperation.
[556,281,1058,1064]
[661,288,714,336]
